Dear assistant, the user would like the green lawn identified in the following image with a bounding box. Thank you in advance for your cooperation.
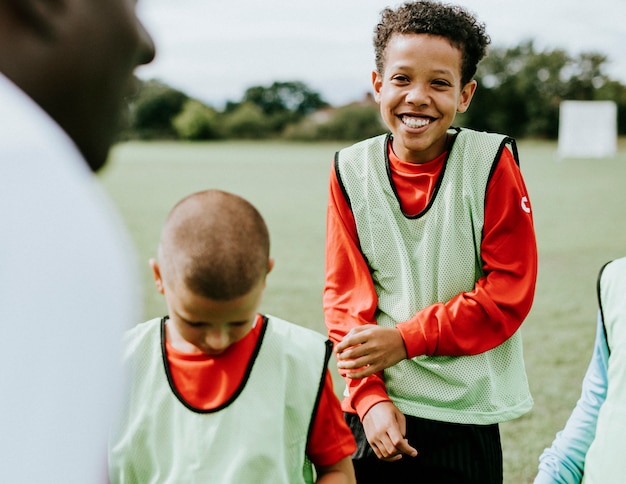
[100,137,626,483]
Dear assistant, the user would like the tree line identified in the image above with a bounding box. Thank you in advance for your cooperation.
[121,41,626,142]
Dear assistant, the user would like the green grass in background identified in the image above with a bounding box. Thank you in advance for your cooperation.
[100,138,626,483]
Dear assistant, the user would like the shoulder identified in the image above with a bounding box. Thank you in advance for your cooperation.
[336,133,389,160]
[452,129,522,187]
[334,134,390,192]
[454,128,515,156]
[598,257,626,305]
[264,315,330,364]
[122,317,163,359]
[265,315,327,345]
[597,256,626,349]
[598,257,626,298]
[600,257,626,280]
[455,127,511,140]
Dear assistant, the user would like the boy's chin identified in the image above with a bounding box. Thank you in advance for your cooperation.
[201,347,228,356]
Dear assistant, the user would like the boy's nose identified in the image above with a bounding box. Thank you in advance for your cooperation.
[205,329,230,351]
[406,84,428,105]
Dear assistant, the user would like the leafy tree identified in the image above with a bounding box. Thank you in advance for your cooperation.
[565,52,609,100]
[243,81,327,116]
[129,80,188,138]
[595,80,626,135]
[318,104,386,140]
[172,100,222,140]
[222,102,270,139]
[121,54,626,142]
[284,103,386,141]
[235,81,329,134]
[459,41,623,138]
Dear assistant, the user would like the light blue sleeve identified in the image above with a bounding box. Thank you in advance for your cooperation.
[533,312,609,484]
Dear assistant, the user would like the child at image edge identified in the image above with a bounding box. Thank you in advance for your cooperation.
[534,256,626,483]
[109,190,356,484]
[324,1,538,483]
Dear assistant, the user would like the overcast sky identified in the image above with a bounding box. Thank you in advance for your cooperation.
[136,0,626,107]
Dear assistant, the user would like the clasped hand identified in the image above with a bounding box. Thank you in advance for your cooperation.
[335,325,407,378]
[362,402,418,461]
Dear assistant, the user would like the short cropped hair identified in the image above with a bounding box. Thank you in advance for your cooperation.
[373,0,490,85]
[158,190,270,301]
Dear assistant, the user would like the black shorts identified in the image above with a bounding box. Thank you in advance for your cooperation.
[345,412,502,484]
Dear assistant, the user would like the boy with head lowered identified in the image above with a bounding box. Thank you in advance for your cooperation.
[109,189,356,484]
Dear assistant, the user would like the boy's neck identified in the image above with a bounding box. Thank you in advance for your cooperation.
[389,132,454,164]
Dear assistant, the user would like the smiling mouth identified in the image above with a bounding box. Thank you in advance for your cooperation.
[400,115,431,129]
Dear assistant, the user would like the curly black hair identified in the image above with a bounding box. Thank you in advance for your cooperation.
[373,0,490,85]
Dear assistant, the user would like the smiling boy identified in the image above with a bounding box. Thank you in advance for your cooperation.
[323,1,537,482]
[109,190,356,484]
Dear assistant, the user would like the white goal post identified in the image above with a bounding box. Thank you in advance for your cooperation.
[557,100,617,159]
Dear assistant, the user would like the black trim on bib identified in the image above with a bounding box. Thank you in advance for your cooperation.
[159,314,268,413]
[488,136,519,181]
[334,150,354,211]
[597,260,613,354]
[388,130,458,220]
[306,339,334,441]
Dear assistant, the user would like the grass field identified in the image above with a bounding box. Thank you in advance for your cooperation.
[100,137,626,483]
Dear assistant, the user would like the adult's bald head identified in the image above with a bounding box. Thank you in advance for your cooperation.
[158,190,271,301]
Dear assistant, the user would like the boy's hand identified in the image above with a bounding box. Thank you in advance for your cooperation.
[335,325,407,378]
[362,402,418,461]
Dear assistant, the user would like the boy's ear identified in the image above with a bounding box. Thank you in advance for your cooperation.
[371,70,383,103]
[149,258,166,295]
[260,257,275,289]
[4,0,64,39]
[457,79,477,114]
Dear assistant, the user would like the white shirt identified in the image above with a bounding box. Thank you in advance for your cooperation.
[0,73,141,482]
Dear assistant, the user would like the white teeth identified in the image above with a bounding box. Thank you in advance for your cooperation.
[401,116,430,129]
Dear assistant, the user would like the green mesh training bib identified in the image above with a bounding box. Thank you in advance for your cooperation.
[109,315,329,483]
[583,257,626,483]
[335,128,532,424]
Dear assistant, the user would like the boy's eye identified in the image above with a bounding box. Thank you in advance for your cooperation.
[391,74,410,83]
[432,79,452,87]
[176,315,207,328]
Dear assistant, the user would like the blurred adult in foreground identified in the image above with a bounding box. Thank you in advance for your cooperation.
[0,0,155,481]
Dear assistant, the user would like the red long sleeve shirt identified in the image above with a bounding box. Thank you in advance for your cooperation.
[167,315,356,467]
[324,140,538,419]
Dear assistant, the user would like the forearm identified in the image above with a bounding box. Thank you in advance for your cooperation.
[323,168,378,346]
[398,148,537,357]
[344,373,390,419]
[396,265,536,357]
[324,164,391,416]
[327,284,392,417]
[306,372,357,462]
[315,458,356,484]
[535,314,608,483]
